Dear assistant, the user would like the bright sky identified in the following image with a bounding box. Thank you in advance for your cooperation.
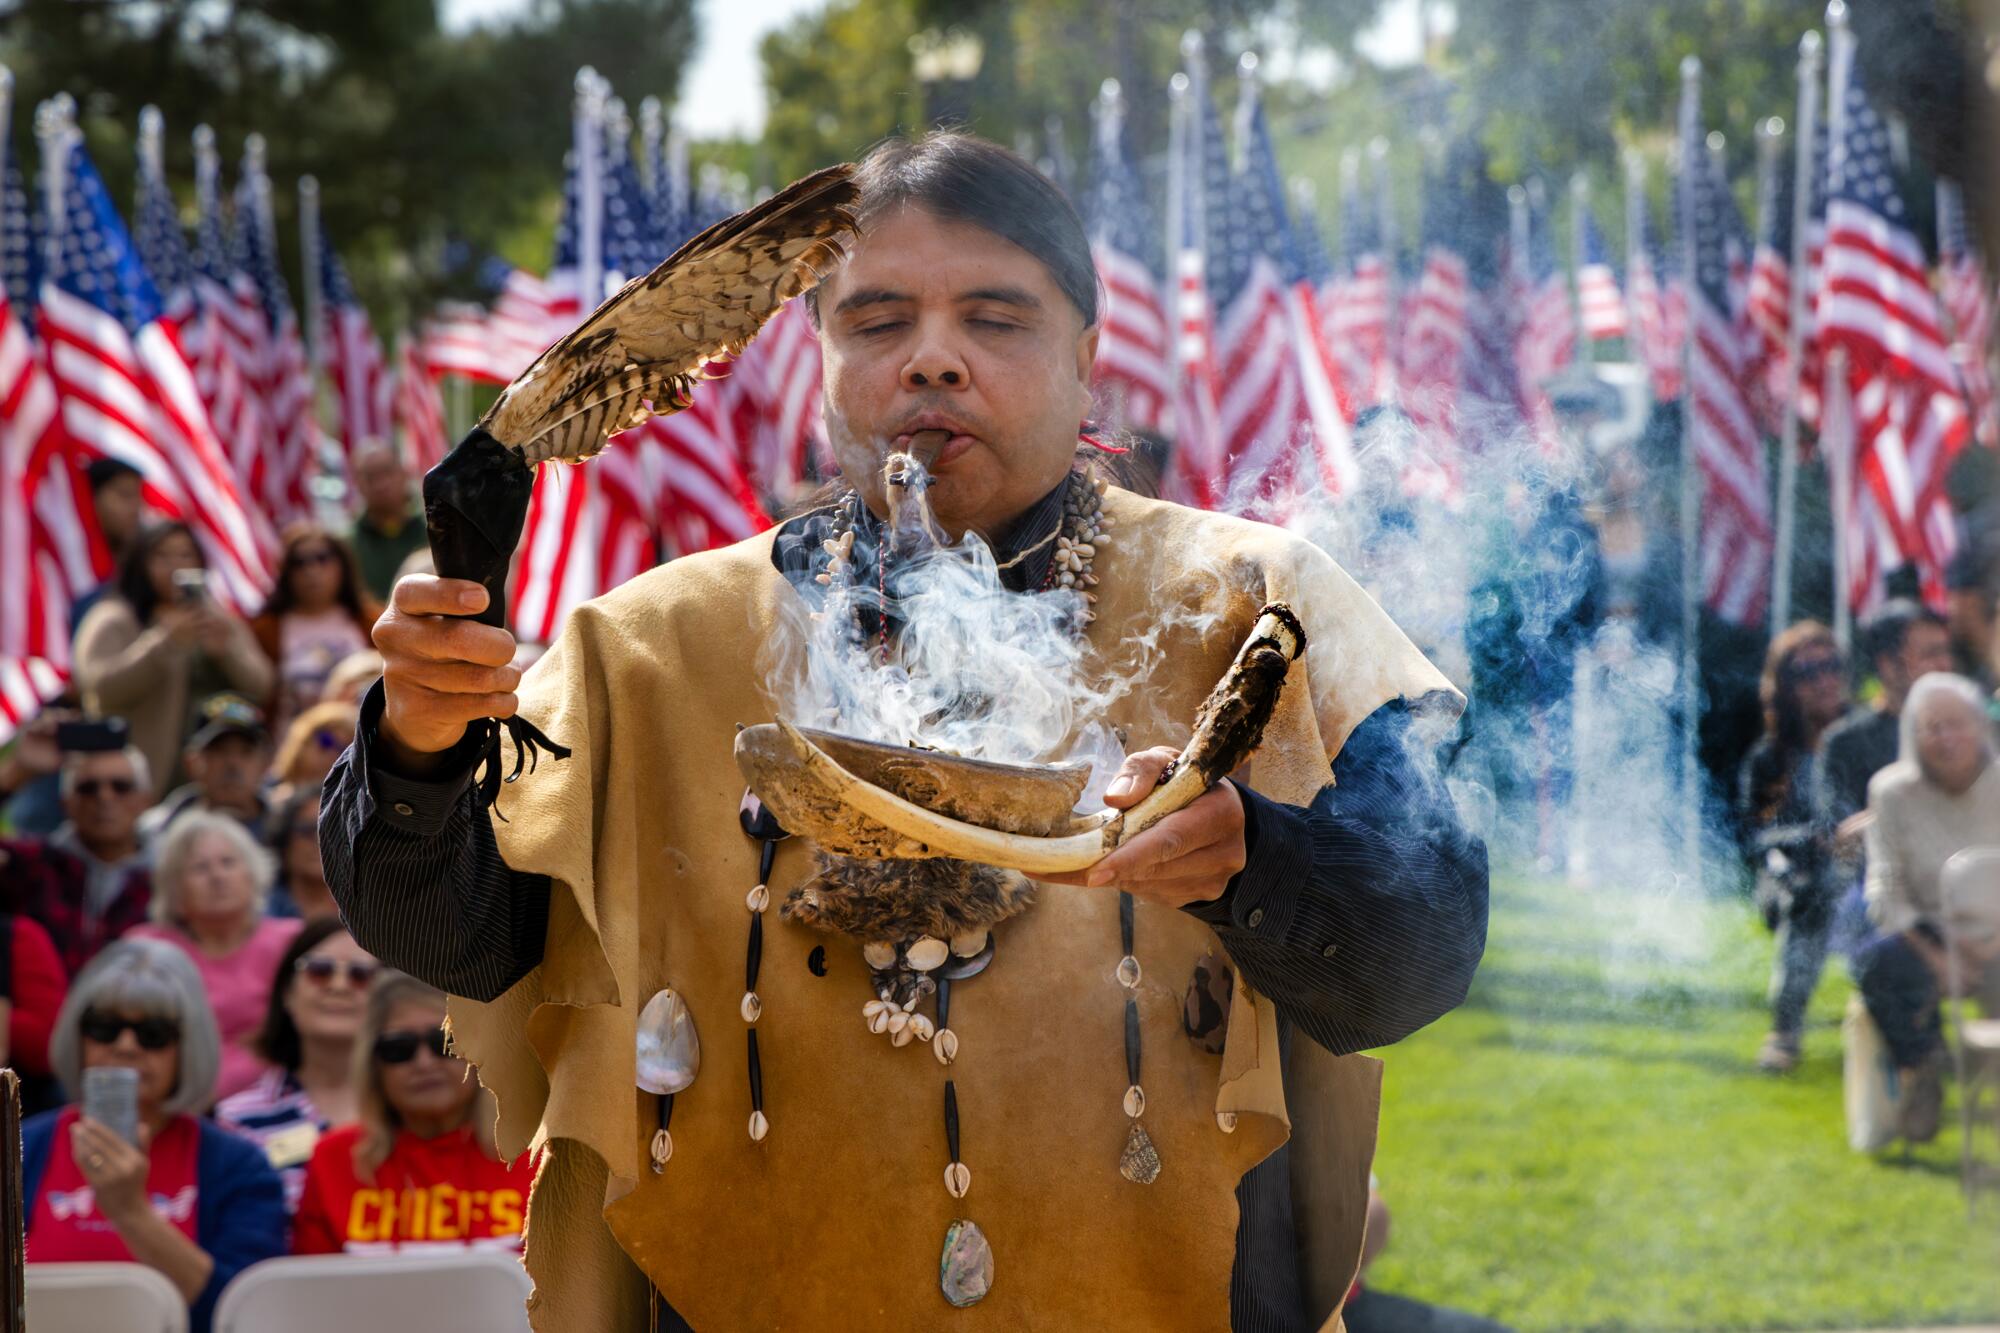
[438,0,824,138]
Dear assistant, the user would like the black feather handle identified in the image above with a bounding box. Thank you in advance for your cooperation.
[422,426,535,631]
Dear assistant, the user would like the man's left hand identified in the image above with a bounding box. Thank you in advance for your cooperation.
[1040,747,1244,910]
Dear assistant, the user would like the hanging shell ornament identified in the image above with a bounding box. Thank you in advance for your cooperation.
[745,884,770,913]
[748,1110,770,1142]
[1116,955,1142,989]
[1119,1121,1162,1185]
[905,936,950,972]
[740,992,763,1024]
[934,1029,960,1066]
[939,1219,994,1308]
[1123,1084,1147,1119]
[635,988,700,1095]
[944,1161,971,1199]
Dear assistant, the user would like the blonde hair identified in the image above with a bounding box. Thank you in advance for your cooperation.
[351,970,498,1182]
[320,650,384,706]
[1900,671,1995,771]
[152,811,273,929]
[270,701,357,786]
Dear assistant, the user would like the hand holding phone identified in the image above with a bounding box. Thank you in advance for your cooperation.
[170,568,209,605]
[80,1065,140,1146]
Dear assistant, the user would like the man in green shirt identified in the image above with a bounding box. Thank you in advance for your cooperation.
[345,443,429,602]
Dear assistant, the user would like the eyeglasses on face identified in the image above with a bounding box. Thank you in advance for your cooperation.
[288,549,340,569]
[72,777,138,799]
[372,1027,452,1065]
[311,729,345,751]
[295,956,378,988]
[80,1010,180,1050]
[1783,656,1842,683]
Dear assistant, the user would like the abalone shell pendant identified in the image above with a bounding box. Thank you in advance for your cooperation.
[939,1218,994,1308]
[636,988,700,1095]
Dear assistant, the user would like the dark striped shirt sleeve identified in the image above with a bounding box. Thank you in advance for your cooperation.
[319,681,549,1002]
[1183,699,1490,1057]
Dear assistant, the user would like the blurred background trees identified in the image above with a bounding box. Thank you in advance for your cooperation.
[2,0,1991,324]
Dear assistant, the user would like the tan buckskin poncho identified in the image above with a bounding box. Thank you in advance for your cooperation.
[448,485,1459,1331]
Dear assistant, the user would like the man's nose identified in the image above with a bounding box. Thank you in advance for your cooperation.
[900,322,969,391]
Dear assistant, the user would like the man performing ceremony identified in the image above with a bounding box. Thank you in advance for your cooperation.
[321,130,1487,1331]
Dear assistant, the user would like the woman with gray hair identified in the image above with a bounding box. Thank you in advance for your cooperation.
[22,938,287,1333]
[130,810,302,1101]
[1853,670,2000,1143]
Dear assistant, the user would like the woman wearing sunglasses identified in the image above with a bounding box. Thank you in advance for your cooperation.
[23,939,286,1333]
[292,969,532,1255]
[216,918,376,1210]
[267,702,359,815]
[130,812,303,1101]
[250,524,382,732]
[1738,622,1851,1073]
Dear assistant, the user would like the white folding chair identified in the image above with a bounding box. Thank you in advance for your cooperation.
[26,1261,187,1333]
[214,1250,533,1333]
[1940,846,2000,1212]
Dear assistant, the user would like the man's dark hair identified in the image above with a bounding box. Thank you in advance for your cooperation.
[1861,597,1947,668]
[805,130,1097,329]
[84,456,141,494]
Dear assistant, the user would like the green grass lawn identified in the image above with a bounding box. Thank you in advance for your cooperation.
[1364,873,2000,1332]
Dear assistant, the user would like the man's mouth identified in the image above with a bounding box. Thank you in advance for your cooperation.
[892,430,976,469]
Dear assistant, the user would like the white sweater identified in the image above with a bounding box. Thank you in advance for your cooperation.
[1864,759,2000,937]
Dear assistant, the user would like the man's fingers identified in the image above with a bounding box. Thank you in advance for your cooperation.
[376,611,517,668]
[393,658,522,697]
[1102,747,1180,808]
[390,680,518,723]
[392,575,490,618]
[1091,833,1243,887]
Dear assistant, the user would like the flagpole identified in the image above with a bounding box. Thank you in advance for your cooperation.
[1771,28,1819,634]
[298,175,324,384]
[33,96,75,285]
[1371,137,1396,401]
[575,68,605,308]
[1676,55,1705,887]
[1824,1,1854,650]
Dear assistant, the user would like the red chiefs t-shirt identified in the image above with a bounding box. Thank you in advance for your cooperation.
[292,1123,532,1255]
[27,1109,201,1262]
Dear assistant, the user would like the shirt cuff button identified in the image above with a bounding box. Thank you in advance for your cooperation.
[392,801,415,817]
[1246,908,1266,929]
[1321,943,1339,959]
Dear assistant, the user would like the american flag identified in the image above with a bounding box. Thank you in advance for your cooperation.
[1324,153,1393,417]
[36,108,270,612]
[1291,177,1358,428]
[1936,178,1996,449]
[1820,36,1966,609]
[1678,87,1773,626]
[188,124,273,507]
[1574,197,1627,342]
[391,332,447,476]
[1401,170,1470,448]
[316,229,393,459]
[4,80,102,648]
[1746,132,1795,433]
[1084,79,1171,437]
[233,140,318,526]
[1205,66,1315,514]
[0,654,66,750]
[2,178,90,669]
[1513,187,1575,447]
[1164,68,1224,509]
[1624,175,1685,403]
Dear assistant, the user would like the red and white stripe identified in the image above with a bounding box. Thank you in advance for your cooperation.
[39,282,272,611]
[1626,252,1684,403]
[325,302,392,460]
[1821,196,1968,605]
[1,292,103,666]
[1215,256,1310,515]
[1091,242,1171,437]
[1577,262,1627,341]
[1688,284,1773,625]
[1324,253,1392,413]
[1939,256,1996,449]
[1400,245,1469,447]
[392,335,449,476]
[1168,248,1225,509]
[730,297,825,502]
[0,655,67,749]
[1516,274,1575,450]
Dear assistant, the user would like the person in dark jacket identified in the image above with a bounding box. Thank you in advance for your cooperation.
[1737,622,1849,1072]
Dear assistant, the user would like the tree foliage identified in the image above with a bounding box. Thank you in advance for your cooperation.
[0,0,697,325]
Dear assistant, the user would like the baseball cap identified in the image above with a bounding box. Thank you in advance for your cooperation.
[187,693,268,749]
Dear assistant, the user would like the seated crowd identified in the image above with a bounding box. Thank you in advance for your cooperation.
[0,450,529,1333]
[1736,596,2000,1145]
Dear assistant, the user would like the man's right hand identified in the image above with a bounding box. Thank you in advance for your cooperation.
[373,576,522,771]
